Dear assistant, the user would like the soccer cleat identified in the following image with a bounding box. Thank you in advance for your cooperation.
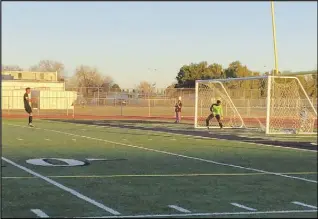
[29,123,34,127]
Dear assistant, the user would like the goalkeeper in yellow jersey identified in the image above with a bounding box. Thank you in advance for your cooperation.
[206,100,223,129]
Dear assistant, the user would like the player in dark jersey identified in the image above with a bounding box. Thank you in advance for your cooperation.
[24,87,34,127]
[206,100,223,129]
[174,96,182,123]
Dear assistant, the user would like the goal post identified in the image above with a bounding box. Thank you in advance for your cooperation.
[194,76,317,134]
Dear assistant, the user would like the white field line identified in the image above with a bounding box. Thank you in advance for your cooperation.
[30,209,49,218]
[7,123,318,184]
[74,209,318,218]
[2,157,120,215]
[168,205,191,213]
[17,138,23,141]
[231,203,257,211]
[292,201,318,209]
[41,120,317,153]
[86,158,109,162]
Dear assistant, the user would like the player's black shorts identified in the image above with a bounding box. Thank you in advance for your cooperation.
[25,106,32,114]
[207,113,221,121]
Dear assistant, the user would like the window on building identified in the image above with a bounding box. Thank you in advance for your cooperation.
[40,73,44,80]
[18,73,22,79]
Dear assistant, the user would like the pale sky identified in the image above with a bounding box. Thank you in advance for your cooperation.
[2,2,317,88]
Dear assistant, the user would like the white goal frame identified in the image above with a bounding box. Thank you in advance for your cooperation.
[194,76,317,135]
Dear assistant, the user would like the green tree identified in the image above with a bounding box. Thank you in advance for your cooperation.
[224,61,241,78]
[110,83,121,92]
[203,63,224,79]
[224,61,253,78]
[176,63,199,87]
[176,61,224,88]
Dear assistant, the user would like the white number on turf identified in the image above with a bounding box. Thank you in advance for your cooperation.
[26,158,86,167]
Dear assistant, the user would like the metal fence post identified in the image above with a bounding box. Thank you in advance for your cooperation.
[7,97,10,115]
[37,97,40,116]
[200,99,202,117]
[148,98,151,117]
[247,99,250,116]
[120,100,123,116]
[97,87,100,106]
[72,100,75,119]
[66,97,69,116]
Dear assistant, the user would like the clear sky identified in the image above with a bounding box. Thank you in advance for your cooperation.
[2,2,317,88]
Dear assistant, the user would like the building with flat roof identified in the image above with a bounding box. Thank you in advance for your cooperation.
[1,70,58,81]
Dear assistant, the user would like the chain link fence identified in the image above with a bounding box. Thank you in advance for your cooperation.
[2,73,317,119]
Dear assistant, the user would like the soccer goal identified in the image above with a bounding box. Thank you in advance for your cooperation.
[194,76,317,134]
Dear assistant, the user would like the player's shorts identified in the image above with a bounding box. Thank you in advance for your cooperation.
[25,106,32,114]
[215,114,221,120]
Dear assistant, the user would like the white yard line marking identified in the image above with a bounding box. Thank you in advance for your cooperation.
[292,201,318,209]
[168,205,191,213]
[6,123,318,184]
[2,157,120,215]
[30,209,49,218]
[86,158,109,162]
[2,171,317,179]
[231,203,257,211]
[75,209,318,218]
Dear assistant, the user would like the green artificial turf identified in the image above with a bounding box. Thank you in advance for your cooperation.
[1,119,317,218]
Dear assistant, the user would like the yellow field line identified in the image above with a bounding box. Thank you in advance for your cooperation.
[2,172,317,179]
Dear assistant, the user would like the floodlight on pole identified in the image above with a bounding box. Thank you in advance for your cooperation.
[271,1,279,76]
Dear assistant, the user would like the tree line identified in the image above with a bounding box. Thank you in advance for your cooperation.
[174,60,283,88]
[171,60,317,98]
[2,60,317,98]
[1,60,158,96]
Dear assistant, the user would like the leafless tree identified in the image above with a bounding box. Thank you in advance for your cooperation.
[2,65,23,71]
[74,65,114,97]
[137,81,155,97]
[29,60,65,80]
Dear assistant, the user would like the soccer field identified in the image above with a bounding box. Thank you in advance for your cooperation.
[2,118,317,218]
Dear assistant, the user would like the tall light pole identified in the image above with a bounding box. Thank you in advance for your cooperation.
[271,1,279,76]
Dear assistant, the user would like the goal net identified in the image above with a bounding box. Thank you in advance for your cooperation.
[194,76,317,134]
